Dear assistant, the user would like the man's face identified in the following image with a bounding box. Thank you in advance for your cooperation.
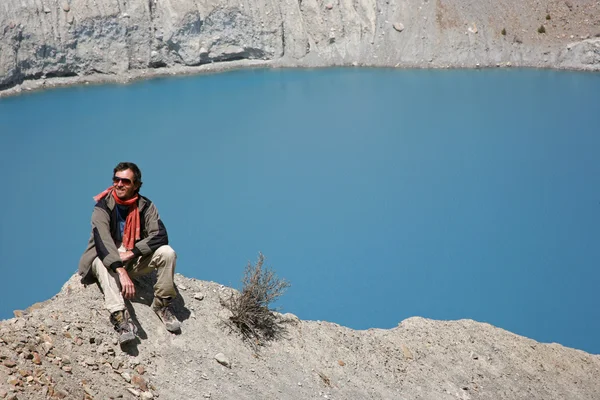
[113,169,139,200]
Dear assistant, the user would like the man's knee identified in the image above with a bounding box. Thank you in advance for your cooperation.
[155,245,176,261]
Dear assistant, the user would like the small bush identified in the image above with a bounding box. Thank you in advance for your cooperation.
[538,25,546,34]
[546,14,551,20]
[222,253,290,347]
[501,28,506,36]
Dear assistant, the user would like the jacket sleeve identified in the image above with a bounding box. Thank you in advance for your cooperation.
[133,202,169,257]
[91,206,124,272]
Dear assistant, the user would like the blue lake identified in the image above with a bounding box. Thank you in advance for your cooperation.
[0,68,599,353]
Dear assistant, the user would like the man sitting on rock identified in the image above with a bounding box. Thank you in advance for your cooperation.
[79,162,181,344]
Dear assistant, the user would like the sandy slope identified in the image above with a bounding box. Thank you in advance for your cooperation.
[1,273,599,399]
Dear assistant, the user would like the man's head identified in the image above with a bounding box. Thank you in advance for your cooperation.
[112,162,143,200]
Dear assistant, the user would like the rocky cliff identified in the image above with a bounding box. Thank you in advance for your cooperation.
[0,0,599,96]
[1,273,599,400]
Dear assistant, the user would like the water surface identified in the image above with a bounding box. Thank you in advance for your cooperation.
[1,68,599,353]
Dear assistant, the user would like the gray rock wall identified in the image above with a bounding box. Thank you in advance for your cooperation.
[0,0,599,92]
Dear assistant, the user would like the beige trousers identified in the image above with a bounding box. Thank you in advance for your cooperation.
[91,245,177,313]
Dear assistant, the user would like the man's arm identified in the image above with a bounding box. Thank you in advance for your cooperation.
[92,206,123,272]
[131,202,169,257]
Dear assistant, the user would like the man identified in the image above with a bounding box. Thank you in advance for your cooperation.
[79,162,180,344]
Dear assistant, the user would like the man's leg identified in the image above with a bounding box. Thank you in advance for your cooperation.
[129,245,177,299]
[91,258,136,344]
[129,245,180,332]
[91,257,126,313]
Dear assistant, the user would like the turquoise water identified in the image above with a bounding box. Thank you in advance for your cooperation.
[1,68,599,353]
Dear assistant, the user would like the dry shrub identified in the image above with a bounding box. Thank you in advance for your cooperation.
[222,253,290,346]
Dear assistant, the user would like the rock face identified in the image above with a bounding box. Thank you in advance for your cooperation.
[1,273,599,400]
[0,0,599,95]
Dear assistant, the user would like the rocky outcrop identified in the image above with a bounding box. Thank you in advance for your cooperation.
[1,273,599,399]
[0,0,599,95]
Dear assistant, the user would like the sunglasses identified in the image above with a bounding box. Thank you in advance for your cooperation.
[113,176,133,185]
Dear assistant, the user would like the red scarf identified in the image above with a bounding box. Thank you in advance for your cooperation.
[93,188,141,250]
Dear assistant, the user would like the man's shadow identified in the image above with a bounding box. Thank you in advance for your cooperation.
[130,271,192,324]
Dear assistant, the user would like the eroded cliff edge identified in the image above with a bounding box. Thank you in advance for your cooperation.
[1,273,599,400]
[0,0,599,96]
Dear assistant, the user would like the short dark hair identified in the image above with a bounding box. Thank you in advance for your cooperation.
[114,162,143,191]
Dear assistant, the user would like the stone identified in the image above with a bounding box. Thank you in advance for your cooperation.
[393,23,404,32]
[127,388,140,397]
[6,377,20,386]
[121,372,131,382]
[401,344,413,360]
[32,352,42,365]
[214,353,230,368]
[132,374,148,391]
[62,1,70,12]
[66,12,74,24]
[193,293,205,301]
[141,392,154,399]
[41,342,53,355]
[2,360,16,368]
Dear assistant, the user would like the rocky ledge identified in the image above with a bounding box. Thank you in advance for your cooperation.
[0,0,599,97]
[0,272,599,400]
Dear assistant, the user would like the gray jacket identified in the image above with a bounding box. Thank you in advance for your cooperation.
[78,193,169,284]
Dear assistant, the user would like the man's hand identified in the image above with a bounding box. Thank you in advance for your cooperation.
[116,268,136,299]
[119,250,135,262]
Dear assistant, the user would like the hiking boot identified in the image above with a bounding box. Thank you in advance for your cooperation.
[110,310,137,345]
[152,297,181,332]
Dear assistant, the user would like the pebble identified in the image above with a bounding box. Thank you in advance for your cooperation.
[214,353,231,368]
[61,1,70,12]
[193,293,205,301]
[141,392,154,399]
[121,372,132,382]
[401,344,413,360]
[393,22,405,32]
[132,374,148,391]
